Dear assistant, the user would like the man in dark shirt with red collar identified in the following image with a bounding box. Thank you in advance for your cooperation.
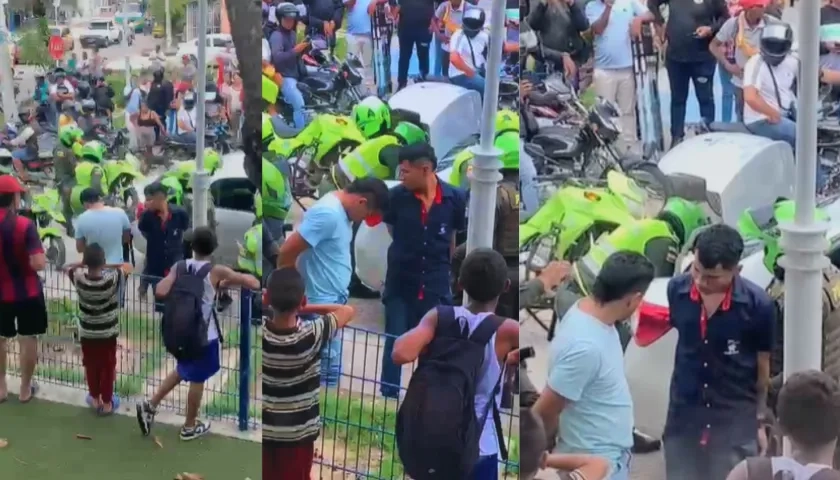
[639,224,775,480]
[0,175,48,403]
[380,143,467,398]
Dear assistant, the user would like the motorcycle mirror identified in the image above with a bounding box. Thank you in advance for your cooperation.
[523,143,546,159]
[666,173,708,204]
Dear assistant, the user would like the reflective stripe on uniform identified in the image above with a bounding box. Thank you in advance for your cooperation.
[338,150,374,181]
[579,241,620,279]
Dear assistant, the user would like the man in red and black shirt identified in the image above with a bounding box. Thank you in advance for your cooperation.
[0,175,48,403]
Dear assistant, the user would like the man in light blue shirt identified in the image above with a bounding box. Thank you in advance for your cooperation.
[344,0,375,85]
[533,251,655,480]
[585,0,653,152]
[124,75,143,150]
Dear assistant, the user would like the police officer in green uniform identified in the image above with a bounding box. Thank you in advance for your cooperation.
[737,199,840,460]
[160,175,185,206]
[55,124,84,234]
[238,192,263,280]
[68,141,106,218]
[449,109,520,188]
[326,97,428,194]
[261,113,293,271]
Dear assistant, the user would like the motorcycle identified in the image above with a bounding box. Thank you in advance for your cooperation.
[22,191,67,267]
[160,123,232,160]
[0,124,58,185]
[103,153,143,220]
[273,114,366,200]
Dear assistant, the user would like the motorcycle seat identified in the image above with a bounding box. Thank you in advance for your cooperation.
[274,123,303,138]
[707,122,752,134]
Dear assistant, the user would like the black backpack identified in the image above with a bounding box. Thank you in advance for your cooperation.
[396,306,508,479]
[160,261,222,360]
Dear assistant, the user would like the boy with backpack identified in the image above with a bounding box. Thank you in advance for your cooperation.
[262,267,356,480]
[726,370,840,480]
[135,227,260,441]
[392,248,520,479]
[65,243,132,416]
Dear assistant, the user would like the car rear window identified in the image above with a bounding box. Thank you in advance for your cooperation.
[90,22,109,30]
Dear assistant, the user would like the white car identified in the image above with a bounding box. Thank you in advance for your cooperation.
[176,34,237,65]
[79,18,122,49]
[131,151,256,267]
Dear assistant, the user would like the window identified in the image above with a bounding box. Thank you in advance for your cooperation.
[210,177,256,212]
[211,37,230,48]
[89,22,109,30]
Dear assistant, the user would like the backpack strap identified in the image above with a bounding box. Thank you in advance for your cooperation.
[745,457,773,480]
[473,314,509,461]
[175,260,189,276]
[469,314,504,345]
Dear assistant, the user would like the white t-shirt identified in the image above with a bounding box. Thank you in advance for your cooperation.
[176,107,197,134]
[742,53,799,124]
[449,29,489,78]
[49,80,75,97]
[262,38,271,63]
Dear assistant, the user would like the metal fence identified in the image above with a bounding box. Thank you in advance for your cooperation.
[13,271,260,431]
[18,271,520,478]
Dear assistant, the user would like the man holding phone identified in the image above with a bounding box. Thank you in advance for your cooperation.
[269,3,310,128]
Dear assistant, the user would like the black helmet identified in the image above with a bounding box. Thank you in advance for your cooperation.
[76,81,91,98]
[81,98,96,112]
[183,92,196,109]
[56,84,70,96]
[759,23,793,67]
[276,2,299,20]
[462,8,486,38]
[153,69,164,82]
[61,100,75,112]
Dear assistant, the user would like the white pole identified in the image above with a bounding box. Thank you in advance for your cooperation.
[464,0,505,253]
[0,0,17,122]
[121,0,129,85]
[191,0,208,228]
[165,0,173,49]
[778,0,830,454]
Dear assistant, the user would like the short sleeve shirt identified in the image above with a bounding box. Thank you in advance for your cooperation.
[742,53,798,124]
[449,29,490,77]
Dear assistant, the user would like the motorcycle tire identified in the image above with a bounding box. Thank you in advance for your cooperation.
[43,235,66,268]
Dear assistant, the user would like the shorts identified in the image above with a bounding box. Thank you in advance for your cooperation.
[262,441,315,480]
[136,126,156,149]
[0,296,49,338]
[176,339,221,383]
[471,454,499,480]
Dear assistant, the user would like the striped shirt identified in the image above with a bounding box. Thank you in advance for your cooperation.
[262,313,337,446]
[72,270,120,339]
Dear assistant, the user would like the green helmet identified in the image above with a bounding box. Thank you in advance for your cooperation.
[262,73,279,105]
[81,140,106,163]
[495,109,519,135]
[352,96,391,139]
[737,199,830,274]
[495,131,519,170]
[59,125,83,147]
[160,175,184,205]
[261,113,274,144]
[657,197,709,246]
[393,122,427,145]
[202,148,221,174]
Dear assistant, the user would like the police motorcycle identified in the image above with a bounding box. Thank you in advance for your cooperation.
[160,89,233,160]
[20,190,67,267]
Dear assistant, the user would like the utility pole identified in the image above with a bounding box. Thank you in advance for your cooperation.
[0,0,17,122]
[778,0,830,454]
[191,0,209,228]
[464,0,505,254]
[121,0,130,85]
[165,0,173,49]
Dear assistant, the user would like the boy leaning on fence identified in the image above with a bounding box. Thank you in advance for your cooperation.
[261,267,356,480]
[65,243,133,416]
[392,248,519,480]
[135,227,260,441]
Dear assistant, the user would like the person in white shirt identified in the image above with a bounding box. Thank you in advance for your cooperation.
[176,92,198,144]
[6,109,38,181]
[449,9,518,100]
[432,0,469,77]
[262,37,271,63]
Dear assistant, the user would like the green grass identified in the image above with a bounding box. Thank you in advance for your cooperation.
[0,399,259,479]
[580,88,596,107]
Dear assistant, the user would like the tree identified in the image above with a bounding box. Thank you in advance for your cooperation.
[148,0,190,36]
[225,0,261,187]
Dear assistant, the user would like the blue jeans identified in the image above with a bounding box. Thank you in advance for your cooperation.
[470,454,498,480]
[664,434,756,480]
[174,132,197,145]
[718,65,735,123]
[607,451,632,480]
[281,77,306,129]
[300,296,347,387]
[167,110,177,134]
[432,36,444,76]
[450,73,485,101]
[747,117,827,188]
[12,148,33,162]
[380,293,449,398]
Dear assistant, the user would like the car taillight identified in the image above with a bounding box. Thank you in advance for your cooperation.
[635,301,670,347]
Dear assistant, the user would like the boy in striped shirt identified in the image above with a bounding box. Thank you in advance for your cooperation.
[65,243,132,415]
[262,268,356,480]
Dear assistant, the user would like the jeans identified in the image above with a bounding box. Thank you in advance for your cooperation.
[301,296,347,386]
[432,35,443,76]
[397,27,432,88]
[470,454,499,480]
[174,132,197,145]
[450,73,486,101]
[12,148,33,162]
[718,65,735,123]
[664,434,757,480]
[608,451,632,480]
[380,293,449,397]
[748,117,828,188]
[280,77,306,129]
[666,59,716,139]
[167,110,177,134]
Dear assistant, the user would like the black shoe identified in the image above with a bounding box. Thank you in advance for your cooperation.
[670,136,684,150]
[632,428,662,453]
[135,400,156,436]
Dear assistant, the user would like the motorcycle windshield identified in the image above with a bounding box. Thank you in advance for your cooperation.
[606,171,647,218]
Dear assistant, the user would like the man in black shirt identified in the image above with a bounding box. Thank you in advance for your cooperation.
[391,0,437,89]
[649,0,728,148]
[301,0,344,54]
[145,69,174,141]
[526,0,589,81]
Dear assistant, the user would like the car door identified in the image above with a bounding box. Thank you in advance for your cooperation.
[209,176,257,266]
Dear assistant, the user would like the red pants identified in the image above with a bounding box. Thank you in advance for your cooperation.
[262,441,314,480]
[80,337,117,404]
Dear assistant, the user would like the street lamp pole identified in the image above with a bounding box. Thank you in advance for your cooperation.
[0,0,17,122]
[191,0,209,228]
[165,0,173,49]
[464,0,505,254]
[121,0,130,85]
[778,0,829,423]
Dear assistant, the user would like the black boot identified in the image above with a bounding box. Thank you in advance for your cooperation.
[632,428,662,453]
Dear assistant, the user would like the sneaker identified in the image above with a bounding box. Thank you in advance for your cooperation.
[180,420,211,441]
[135,400,156,436]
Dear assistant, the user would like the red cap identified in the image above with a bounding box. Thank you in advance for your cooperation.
[0,175,25,194]
[739,0,768,8]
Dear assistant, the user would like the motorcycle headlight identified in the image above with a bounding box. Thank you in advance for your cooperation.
[38,212,50,227]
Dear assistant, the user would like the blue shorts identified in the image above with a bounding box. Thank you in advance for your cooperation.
[176,339,221,383]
